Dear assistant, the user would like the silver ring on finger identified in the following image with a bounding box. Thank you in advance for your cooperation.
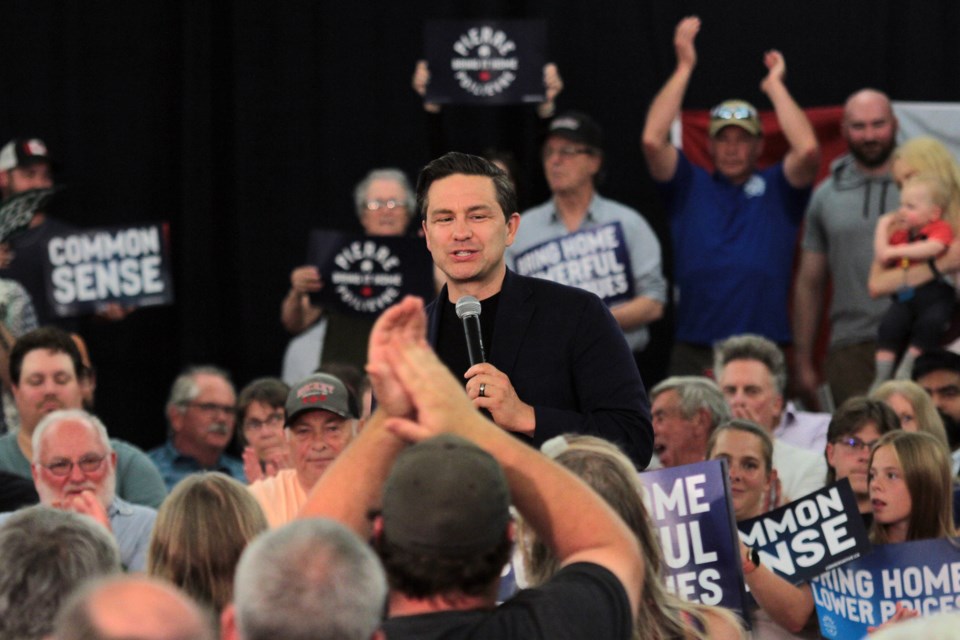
[479,383,486,398]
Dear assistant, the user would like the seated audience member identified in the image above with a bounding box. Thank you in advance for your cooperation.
[0,505,122,640]
[147,472,267,619]
[281,168,417,381]
[221,518,387,640]
[707,420,818,637]
[299,296,644,640]
[236,377,290,482]
[871,380,953,471]
[911,349,960,467]
[825,398,900,522]
[0,326,166,507]
[650,376,730,468]
[53,574,216,640]
[248,373,358,528]
[149,365,245,489]
[0,409,156,571]
[524,434,744,640]
[714,334,828,503]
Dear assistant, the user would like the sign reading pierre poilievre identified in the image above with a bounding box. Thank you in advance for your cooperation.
[43,222,174,318]
[424,19,546,105]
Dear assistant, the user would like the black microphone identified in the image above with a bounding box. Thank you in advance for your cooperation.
[455,295,486,366]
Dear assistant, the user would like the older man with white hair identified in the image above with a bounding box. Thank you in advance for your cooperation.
[0,409,157,571]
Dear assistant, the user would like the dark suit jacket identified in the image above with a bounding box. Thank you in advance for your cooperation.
[427,269,652,467]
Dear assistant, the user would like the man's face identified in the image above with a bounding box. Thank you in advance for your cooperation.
[12,349,84,435]
[542,135,600,196]
[32,418,117,510]
[422,173,519,298]
[286,409,354,490]
[652,389,707,467]
[0,162,53,199]
[709,126,763,185]
[719,358,783,431]
[359,178,411,237]
[917,369,960,421]
[842,95,897,169]
[825,421,881,498]
[169,373,236,456]
[241,400,286,463]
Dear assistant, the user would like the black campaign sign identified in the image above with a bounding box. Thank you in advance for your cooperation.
[424,20,546,105]
[43,222,174,317]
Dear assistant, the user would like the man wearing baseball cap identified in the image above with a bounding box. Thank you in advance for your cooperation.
[248,372,358,528]
[642,16,821,377]
[508,111,667,362]
[0,137,79,326]
[301,296,642,639]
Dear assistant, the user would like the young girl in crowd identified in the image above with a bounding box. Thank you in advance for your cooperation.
[872,173,958,386]
[522,434,745,640]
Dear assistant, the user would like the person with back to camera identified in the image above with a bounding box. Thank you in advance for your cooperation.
[870,173,957,389]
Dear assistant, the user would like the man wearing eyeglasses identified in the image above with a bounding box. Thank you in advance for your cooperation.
[0,408,157,571]
[247,373,358,528]
[642,16,821,377]
[281,168,417,380]
[148,365,244,490]
[508,112,667,363]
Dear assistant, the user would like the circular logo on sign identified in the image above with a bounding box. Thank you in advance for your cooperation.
[451,26,519,97]
[330,240,403,314]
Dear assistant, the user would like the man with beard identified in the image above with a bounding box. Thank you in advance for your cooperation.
[0,327,166,507]
[0,409,157,571]
[148,365,245,489]
[912,349,960,472]
[793,89,900,408]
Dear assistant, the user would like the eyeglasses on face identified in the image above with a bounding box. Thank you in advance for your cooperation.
[365,199,406,211]
[41,454,107,477]
[711,105,757,121]
[181,401,235,417]
[244,412,285,431]
[835,436,878,452]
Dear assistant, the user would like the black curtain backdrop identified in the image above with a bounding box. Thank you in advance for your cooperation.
[2,0,959,449]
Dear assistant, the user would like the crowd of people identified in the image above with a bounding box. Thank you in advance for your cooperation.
[3,12,960,640]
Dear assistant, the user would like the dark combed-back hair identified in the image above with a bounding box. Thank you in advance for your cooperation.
[10,326,85,384]
[415,152,517,221]
[375,530,512,601]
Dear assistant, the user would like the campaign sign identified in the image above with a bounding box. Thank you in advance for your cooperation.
[307,231,434,318]
[513,222,635,306]
[638,460,747,617]
[737,480,871,585]
[424,20,546,105]
[812,538,960,639]
[44,223,173,318]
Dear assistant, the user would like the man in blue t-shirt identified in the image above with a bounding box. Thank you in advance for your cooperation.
[642,16,821,376]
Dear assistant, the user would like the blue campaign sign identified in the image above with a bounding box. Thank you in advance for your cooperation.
[43,222,174,318]
[307,230,435,318]
[737,480,871,585]
[513,222,635,307]
[812,537,960,639]
[637,460,747,617]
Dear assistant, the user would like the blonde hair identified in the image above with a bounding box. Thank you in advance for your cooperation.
[894,136,960,229]
[870,380,949,449]
[868,431,956,543]
[524,435,744,640]
[147,473,268,615]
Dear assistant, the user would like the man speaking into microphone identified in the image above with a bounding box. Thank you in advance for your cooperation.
[418,152,652,467]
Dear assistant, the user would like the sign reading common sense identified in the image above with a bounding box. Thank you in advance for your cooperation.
[424,20,546,105]
[43,223,174,318]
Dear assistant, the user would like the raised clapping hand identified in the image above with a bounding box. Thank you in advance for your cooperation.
[366,295,428,420]
[674,16,700,71]
[761,49,786,92]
